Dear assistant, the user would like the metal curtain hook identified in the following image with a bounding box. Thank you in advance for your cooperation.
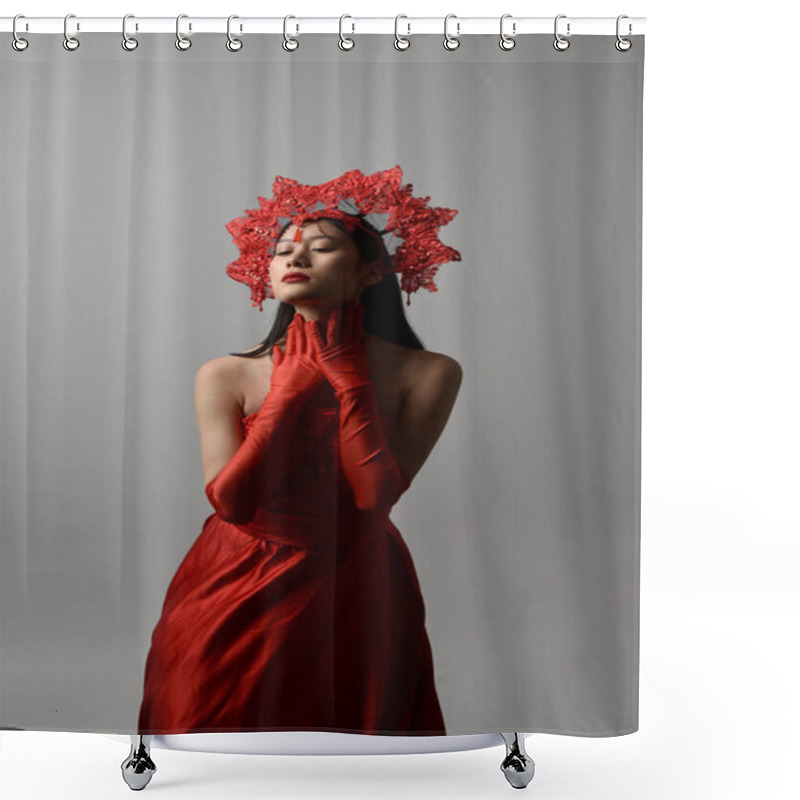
[339,15,355,50]
[175,14,191,50]
[12,14,29,51]
[122,14,138,51]
[499,14,516,50]
[615,14,632,51]
[394,14,410,50]
[63,13,80,51]
[283,15,299,51]
[227,15,243,51]
[553,14,570,51]
[443,14,460,51]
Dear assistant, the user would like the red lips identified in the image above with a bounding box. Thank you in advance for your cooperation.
[282,273,311,282]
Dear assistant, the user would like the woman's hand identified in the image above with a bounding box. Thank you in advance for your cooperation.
[267,313,325,402]
[204,314,323,525]
[307,302,371,394]
[307,302,408,510]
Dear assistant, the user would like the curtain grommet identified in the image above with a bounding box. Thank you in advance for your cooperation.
[283,15,299,51]
[12,14,29,51]
[615,15,632,51]
[121,14,138,51]
[63,13,80,51]
[553,14,570,51]
[499,14,516,51]
[443,14,460,51]
[226,15,243,52]
[338,15,355,51]
[175,14,191,51]
[394,15,410,50]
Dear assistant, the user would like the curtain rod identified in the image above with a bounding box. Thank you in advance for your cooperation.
[1,16,646,36]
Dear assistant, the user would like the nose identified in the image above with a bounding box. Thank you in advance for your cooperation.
[288,250,309,267]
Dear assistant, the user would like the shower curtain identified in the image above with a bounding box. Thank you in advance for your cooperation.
[0,29,643,738]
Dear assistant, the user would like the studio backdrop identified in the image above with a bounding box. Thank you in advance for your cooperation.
[1,26,643,739]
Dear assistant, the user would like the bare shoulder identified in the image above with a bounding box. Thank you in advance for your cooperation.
[400,345,463,397]
[194,355,247,409]
[367,336,460,395]
[382,343,462,484]
[194,356,252,486]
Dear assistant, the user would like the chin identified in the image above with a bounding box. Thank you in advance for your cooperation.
[277,285,314,299]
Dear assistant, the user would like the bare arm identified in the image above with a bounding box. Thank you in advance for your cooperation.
[391,353,463,486]
[195,358,303,524]
[195,359,246,487]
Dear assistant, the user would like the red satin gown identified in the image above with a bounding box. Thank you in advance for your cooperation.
[137,379,446,735]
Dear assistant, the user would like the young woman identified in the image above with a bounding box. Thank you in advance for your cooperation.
[136,167,462,736]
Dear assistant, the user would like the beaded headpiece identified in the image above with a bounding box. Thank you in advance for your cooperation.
[225,165,462,309]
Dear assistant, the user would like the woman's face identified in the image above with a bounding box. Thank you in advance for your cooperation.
[269,218,379,309]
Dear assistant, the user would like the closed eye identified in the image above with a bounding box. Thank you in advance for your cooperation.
[276,248,332,255]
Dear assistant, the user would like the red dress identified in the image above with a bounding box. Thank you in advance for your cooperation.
[137,380,446,735]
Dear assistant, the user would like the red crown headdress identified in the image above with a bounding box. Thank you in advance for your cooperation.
[225,165,462,309]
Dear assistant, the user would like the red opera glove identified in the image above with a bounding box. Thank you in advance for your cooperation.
[308,302,410,511]
[205,314,324,524]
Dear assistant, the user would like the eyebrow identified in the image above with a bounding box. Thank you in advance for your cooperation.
[275,234,341,245]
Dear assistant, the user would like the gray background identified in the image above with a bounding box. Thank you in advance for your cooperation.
[0,33,642,735]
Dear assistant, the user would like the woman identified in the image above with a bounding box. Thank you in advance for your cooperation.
[137,167,462,735]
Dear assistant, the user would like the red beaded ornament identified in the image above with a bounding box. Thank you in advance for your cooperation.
[225,165,462,309]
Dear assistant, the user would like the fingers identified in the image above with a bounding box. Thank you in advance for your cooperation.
[326,306,340,347]
[286,313,304,355]
[306,317,324,354]
[283,313,322,361]
[286,304,364,354]
[327,303,363,346]
[298,315,312,358]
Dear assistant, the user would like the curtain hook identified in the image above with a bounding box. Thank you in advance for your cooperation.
[394,14,410,51]
[339,15,355,51]
[122,14,138,51]
[499,14,516,51]
[12,14,29,52]
[227,15,243,52]
[553,14,570,51]
[615,15,632,51]
[283,15,299,51]
[63,13,80,51]
[175,14,191,51]
[443,14,460,51]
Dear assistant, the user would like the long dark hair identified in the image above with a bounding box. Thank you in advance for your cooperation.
[229,215,425,358]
